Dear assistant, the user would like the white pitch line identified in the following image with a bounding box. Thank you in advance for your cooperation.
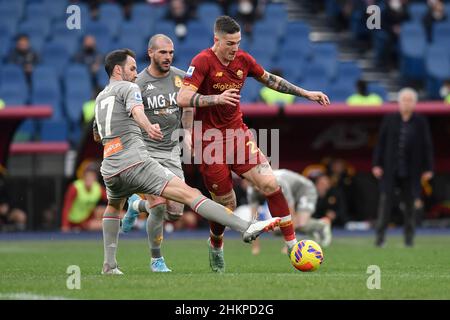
[0,292,71,300]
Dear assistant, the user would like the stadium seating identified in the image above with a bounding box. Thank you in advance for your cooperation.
[98,3,123,39]
[0,0,375,145]
[425,44,450,99]
[240,78,262,103]
[39,119,68,141]
[197,2,221,29]
[408,2,428,22]
[431,22,450,45]
[13,119,36,142]
[399,22,427,80]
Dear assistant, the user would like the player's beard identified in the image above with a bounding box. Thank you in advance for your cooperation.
[156,59,171,74]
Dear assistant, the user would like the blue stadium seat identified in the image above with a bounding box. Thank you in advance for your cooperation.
[367,82,387,101]
[65,97,85,125]
[246,46,275,65]
[408,2,428,22]
[28,34,46,54]
[1,64,27,87]
[349,6,370,40]
[64,64,92,103]
[131,3,163,32]
[249,36,278,61]
[18,17,52,41]
[0,2,23,22]
[25,2,52,20]
[41,42,70,73]
[400,22,426,79]
[31,87,63,120]
[197,3,222,29]
[43,0,69,21]
[327,80,354,102]
[240,78,262,103]
[432,22,450,45]
[311,42,338,79]
[153,21,177,42]
[180,35,211,53]
[0,28,11,60]
[98,3,124,38]
[0,83,28,106]
[85,20,112,41]
[185,20,213,48]
[115,34,146,60]
[324,0,342,19]
[271,59,304,83]
[253,19,285,40]
[285,22,310,42]
[51,19,84,41]
[281,37,312,61]
[31,66,60,93]
[0,13,18,38]
[300,63,330,91]
[0,0,24,15]
[119,20,144,40]
[425,44,450,99]
[39,119,68,142]
[264,2,288,21]
[175,46,200,71]
[334,61,362,84]
[51,34,80,57]
[96,69,109,88]
[130,3,156,36]
[238,34,251,52]
[14,119,36,142]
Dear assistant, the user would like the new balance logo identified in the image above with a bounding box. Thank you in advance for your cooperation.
[215,72,223,77]
[147,84,156,91]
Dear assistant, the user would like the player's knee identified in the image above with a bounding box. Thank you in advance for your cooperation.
[258,177,279,195]
[165,202,184,221]
[212,192,237,211]
[165,211,183,221]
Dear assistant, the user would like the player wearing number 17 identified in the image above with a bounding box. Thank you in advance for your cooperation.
[177,16,330,272]
[93,49,281,275]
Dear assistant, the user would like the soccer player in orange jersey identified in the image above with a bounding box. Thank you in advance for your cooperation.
[177,16,330,272]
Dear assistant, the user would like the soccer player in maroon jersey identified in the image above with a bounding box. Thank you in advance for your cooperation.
[177,15,330,272]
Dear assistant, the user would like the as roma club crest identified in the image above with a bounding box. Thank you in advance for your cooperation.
[236,69,243,79]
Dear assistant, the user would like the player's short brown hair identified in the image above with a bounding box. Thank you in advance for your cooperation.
[104,48,136,77]
[214,15,240,35]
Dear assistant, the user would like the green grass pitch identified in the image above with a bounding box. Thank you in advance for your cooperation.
[1,234,450,300]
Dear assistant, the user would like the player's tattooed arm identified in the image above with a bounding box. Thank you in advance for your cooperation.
[178,85,240,108]
[257,70,330,106]
[257,71,307,96]
[189,93,218,107]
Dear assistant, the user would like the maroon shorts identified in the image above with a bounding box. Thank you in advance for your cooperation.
[197,128,267,196]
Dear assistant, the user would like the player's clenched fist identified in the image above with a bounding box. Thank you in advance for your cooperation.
[218,88,241,107]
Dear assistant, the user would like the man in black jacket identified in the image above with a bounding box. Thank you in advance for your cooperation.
[372,88,434,247]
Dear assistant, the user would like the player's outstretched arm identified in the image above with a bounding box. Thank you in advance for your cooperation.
[177,85,241,108]
[131,105,163,140]
[256,70,330,106]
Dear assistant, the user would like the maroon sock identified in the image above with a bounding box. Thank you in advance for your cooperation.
[266,187,296,243]
[209,221,225,248]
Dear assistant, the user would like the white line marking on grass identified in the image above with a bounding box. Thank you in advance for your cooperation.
[0,293,71,300]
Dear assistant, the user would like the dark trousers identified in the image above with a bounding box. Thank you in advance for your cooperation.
[375,176,417,245]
